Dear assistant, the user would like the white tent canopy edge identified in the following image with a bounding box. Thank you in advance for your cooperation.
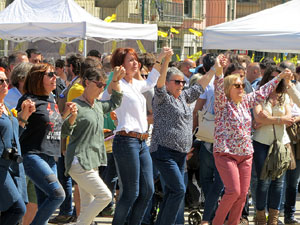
[203,0,300,53]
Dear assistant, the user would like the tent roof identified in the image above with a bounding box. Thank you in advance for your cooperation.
[0,0,158,43]
[203,0,300,53]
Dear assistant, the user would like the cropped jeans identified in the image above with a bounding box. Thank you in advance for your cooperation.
[253,140,285,211]
[151,145,186,225]
[23,153,65,225]
[112,135,154,225]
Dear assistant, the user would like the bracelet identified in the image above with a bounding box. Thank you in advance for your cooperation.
[155,60,162,65]
[18,117,28,125]
[112,80,119,82]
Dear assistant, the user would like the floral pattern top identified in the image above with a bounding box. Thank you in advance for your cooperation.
[214,75,279,156]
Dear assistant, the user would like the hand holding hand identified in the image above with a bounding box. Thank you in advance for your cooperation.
[20,99,36,119]
[157,47,173,62]
[214,54,228,76]
[278,68,293,81]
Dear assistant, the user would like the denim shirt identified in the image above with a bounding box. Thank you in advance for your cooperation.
[0,113,28,211]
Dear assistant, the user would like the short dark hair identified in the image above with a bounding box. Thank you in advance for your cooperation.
[23,63,53,95]
[26,48,41,59]
[8,51,27,66]
[87,50,101,59]
[66,53,84,76]
[82,68,106,88]
[80,56,102,78]
[55,59,65,68]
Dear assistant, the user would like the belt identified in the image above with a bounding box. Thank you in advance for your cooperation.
[116,131,149,141]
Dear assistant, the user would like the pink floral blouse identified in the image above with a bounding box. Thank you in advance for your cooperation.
[214,75,279,156]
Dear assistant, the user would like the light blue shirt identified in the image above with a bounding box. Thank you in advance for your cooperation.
[4,87,22,110]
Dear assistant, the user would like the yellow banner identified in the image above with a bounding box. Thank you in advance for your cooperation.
[259,56,264,63]
[78,40,84,53]
[176,54,181,62]
[136,40,146,53]
[59,43,66,56]
[170,27,179,34]
[111,41,117,53]
[189,28,202,37]
[158,30,168,38]
[251,53,255,63]
[104,14,116,23]
[14,42,24,51]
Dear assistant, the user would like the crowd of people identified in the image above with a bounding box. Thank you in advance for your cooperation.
[0,47,299,225]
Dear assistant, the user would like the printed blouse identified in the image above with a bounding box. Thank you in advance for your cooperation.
[214,75,279,156]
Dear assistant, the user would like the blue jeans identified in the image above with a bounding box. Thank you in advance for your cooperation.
[0,197,26,225]
[57,155,74,216]
[112,136,154,225]
[102,153,118,208]
[198,141,224,222]
[23,153,65,225]
[151,145,186,225]
[284,158,300,219]
[253,141,285,211]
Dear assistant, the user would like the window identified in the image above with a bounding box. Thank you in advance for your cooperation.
[184,0,192,17]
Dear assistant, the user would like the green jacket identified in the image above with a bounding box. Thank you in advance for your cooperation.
[62,90,122,175]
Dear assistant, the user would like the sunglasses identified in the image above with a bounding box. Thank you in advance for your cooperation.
[170,80,186,85]
[232,83,245,89]
[141,74,148,79]
[0,79,8,85]
[45,72,56,78]
[92,80,107,88]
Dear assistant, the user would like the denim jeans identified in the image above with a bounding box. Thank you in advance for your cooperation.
[57,155,74,216]
[112,135,154,225]
[151,145,186,225]
[284,158,300,219]
[102,152,118,208]
[198,141,224,222]
[0,197,26,225]
[23,153,65,225]
[253,140,285,211]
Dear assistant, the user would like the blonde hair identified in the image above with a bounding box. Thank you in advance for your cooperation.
[224,74,242,99]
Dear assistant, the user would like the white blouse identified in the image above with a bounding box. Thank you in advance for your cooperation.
[253,94,291,145]
[102,68,160,133]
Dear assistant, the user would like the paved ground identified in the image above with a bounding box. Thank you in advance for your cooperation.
[48,195,300,224]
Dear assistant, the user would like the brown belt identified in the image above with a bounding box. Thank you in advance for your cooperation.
[116,131,149,141]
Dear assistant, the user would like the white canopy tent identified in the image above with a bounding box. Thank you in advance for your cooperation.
[203,0,300,53]
[0,0,158,55]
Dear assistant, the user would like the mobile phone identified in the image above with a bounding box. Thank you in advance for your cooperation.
[291,80,296,84]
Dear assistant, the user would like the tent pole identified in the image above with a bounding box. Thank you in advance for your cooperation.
[4,40,8,56]
[83,38,87,57]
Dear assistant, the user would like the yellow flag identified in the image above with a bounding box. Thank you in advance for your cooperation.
[170,27,179,34]
[111,41,117,53]
[189,28,202,37]
[176,54,181,62]
[14,42,24,51]
[158,30,168,38]
[59,43,66,56]
[283,55,287,61]
[251,53,255,63]
[291,55,298,65]
[104,14,116,23]
[259,56,264,63]
[78,40,84,53]
[136,40,146,53]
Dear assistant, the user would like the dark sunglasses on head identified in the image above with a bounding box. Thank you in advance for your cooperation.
[0,79,8,85]
[171,80,186,85]
[45,72,56,78]
[141,74,148,79]
[233,83,245,89]
[92,80,107,89]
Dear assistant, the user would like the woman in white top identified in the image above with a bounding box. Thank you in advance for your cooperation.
[253,66,294,224]
[103,47,172,225]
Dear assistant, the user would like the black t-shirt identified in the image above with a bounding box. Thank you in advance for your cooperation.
[17,94,62,157]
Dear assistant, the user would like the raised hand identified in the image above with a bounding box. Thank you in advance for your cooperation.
[278,68,293,80]
[20,99,36,119]
[113,66,126,82]
[63,102,77,119]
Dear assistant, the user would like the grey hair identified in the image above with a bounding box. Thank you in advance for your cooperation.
[10,62,33,88]
[166,67,184,82]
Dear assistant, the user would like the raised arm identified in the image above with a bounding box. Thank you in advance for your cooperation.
[157,47,174,89]
[107,66,126,94]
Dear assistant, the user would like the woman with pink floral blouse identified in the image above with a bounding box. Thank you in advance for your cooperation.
[212,69,292,225]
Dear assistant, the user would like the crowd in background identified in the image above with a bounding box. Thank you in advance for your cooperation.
[0,46,300,225]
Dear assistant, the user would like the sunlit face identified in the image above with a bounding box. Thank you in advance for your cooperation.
[29,53,42,64]
[123,53,139,78]
[229,77,245,103]
[43,68,56,95]
[166,74,185,99]
[0,72,8,99]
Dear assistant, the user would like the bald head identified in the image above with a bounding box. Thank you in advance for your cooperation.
[246,63,261,83]
[180,59,196,78]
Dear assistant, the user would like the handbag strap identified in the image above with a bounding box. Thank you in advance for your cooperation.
[204,95,214,115]
[272,110,277,140]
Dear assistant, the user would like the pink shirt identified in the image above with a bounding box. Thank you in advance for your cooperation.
[214,75,279,156]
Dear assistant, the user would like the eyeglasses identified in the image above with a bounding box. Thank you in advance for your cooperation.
[170,80,186,85]
[0,79,8,85]
[232,83,245,89]
[45,72,56,78]
[92,80,107,89]
[141,74,148,79]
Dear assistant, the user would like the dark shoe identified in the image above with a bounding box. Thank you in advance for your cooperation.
[285,217,300,225]
[48,215,76,224]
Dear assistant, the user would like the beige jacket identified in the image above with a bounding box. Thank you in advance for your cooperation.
[287,84,300,107]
